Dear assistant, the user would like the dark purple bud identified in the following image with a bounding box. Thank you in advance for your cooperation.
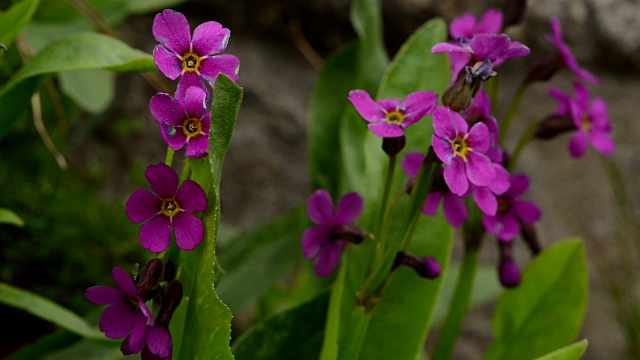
[382,135,406,157]
[163,260,176,282]
[137,258,163,300]
[330,223,371,244]
[502,0,528,28]
[157,280,183,326]
[525,56,564,84]
[535,115,576,139]
[498,240,520,288]
[393,251,441,279]
[520,222,541,255]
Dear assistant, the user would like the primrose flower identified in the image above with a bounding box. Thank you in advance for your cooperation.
[567,83,615,158]
[432,106,496,196]
[348,90,438,138]
[547,18,599,85]
[472,163,511,216]
[85,267,154,345]
[402,151,467,228]
[302,190,366,276]
[463,89,502,162]
[150,86,210,158]
[482,174,541,242]
[126,163,207,253]
[153,9,240,86]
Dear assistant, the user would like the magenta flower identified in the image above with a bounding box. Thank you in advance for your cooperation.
[153,9,239,87]
[126,163,207,253]
[567,83,615,158]
[482,174,541,242]
[348,90,438,138]
[302,190,365,276]
[85,267,154,345]
[547,17,599,85]
[463,89,502,162]
[402,151,467,228]
[431,106,496,196]
[472,163,511,216]
[150,86,211,158]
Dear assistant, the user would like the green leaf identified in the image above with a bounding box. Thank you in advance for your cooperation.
[0,282,104,340]
[484,239,588,360]
[6,331,79,360]
[178,75,242,360]
[534,340,588,360]
[126,0,188,14]
[41,338,128,360]
[0,32,155,140]
[232,292,330,360]
[59,69,115,114]
[216,205,309,314]
[0,0,40,47]
[0,208,25,227]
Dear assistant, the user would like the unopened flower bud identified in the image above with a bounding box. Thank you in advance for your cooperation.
[136,258,163,300]
[502,0,528,28]
[392,251,441,279]
[157,280,183,326]
[520,222,541,255]
[382,135,406,157]
[442,75,474,112]
[330,223,371,244]
[499,259,521,288]
[535,115,576,139]
[525,56,564,84]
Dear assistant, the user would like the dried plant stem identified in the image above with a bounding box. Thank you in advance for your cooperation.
[31,92,69,170]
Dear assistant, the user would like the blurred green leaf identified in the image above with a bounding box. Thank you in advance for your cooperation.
[484,239,588,360]
[533,340,588,360]
[232,292,330,360]
[32,0,128,26]
[41,338,129,360]
[5,331,78,360]
[0,0,40,47]
[0,282,104,340]
[126,0,187,14]
[0,208,25,227]
[59,69,115,114]
[179,75,242,360]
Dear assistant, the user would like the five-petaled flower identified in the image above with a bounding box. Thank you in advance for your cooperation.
[547,17,599,85]
[431,106,496,196]
[348,90,438,138]
[126,163,207,253]
[85,267,154,348]
[153,9,240,87]
[302,190,366,276]
[482,174,541,242]
[150,86,211,158]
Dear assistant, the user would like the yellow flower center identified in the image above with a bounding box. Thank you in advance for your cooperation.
[161,199,180,218]
[182,52,202,73]
[385,110,405,124]
[581,115,591,132]
[451,135,471,160]
[182,118,204,139]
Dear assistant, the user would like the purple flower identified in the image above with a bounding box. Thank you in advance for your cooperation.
[302,190,365,276]
[85,267,154,345]
[348,90,438,138]
[126,163,207,253]
[150,86,211,158]
[121,324,172,360]
[153,9,240,87]
[472,163,511,216]
[431,106,496,196]
[402,151,467,227]
[482,174,541,242]
[567,83,615,158]
[463,89,502,162]
[547,18,599,85]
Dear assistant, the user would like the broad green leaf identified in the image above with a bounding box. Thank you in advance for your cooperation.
[0,32,155,140]
[0,208,25,226]
[216,205,309,313]
[232,292,330,360]
[534,340,588,360]
[484,239,588,360]
[126,0,188,14]
[0,0,40,47]
[42,338,129,360]
[32,0,128,27]
[6,331,78,360]
[178,75,242,360]
[0,282,104,340]
[59,69,115,114]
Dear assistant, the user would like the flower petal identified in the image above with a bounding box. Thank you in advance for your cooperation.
[149,93,186,126]
[474,186,497,215]
[432,42,471,54]
[85,286,126,305]
[401,91,438,126]
[99,302,136,339]
[466,122,490,154]
[314,241,342,277]
[173,212,204,251]
[348,90,384,123]
[568,132,589,158]
[192,21,229,56]
[335,192,363,224]
[128,311,149,347]
[175,180,207,212]
[444,158,469,196]
[466,152,496,187]
[433,106,468,139]
[111,267,137,296]
[477,9,503,34]
[401,151,426,179]
[302,227,329,259]
[590,131,615,156]
[506,174,530,198]
[183,86,208,119]
[152,9,191,55]
[423,192,442,216]
[176,72,210,104]
[368,122,404,138]
[140,216,171,253]
[496,215,520,241]
[159,121,188,151]
[513,200,541,224]
[153,45,184,80]
[489,164,511,195]
[432,135,455,165]
[307,189,335,225]
[442,193,468,227]
[185,132,209,158]
[450,13,476,39]
[145,163,179,198]
[126,189,161,223]
[147,325,172,358]
[198,54,240,85]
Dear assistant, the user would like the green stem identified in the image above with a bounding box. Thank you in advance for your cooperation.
[165,147,175,167]
[375,154,397,235]
[432,247,479,360]
[486,76,499,109]
[499,81,527,145]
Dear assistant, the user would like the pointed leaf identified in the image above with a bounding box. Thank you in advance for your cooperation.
[0,208,25,227]
[533,340,588,360]
[0,0,40,47]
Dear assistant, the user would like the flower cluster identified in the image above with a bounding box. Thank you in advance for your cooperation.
[87,9,239,359]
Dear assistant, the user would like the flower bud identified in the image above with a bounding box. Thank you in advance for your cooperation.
[525,56,564,84]
[136,258,163,300]
[520,222,541,255]
[499,259,521,288]
[392,251,441,279]
[535,115,576,139]
[382,135,406,157]
[502,0,528,28]
[157,280,183,326]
